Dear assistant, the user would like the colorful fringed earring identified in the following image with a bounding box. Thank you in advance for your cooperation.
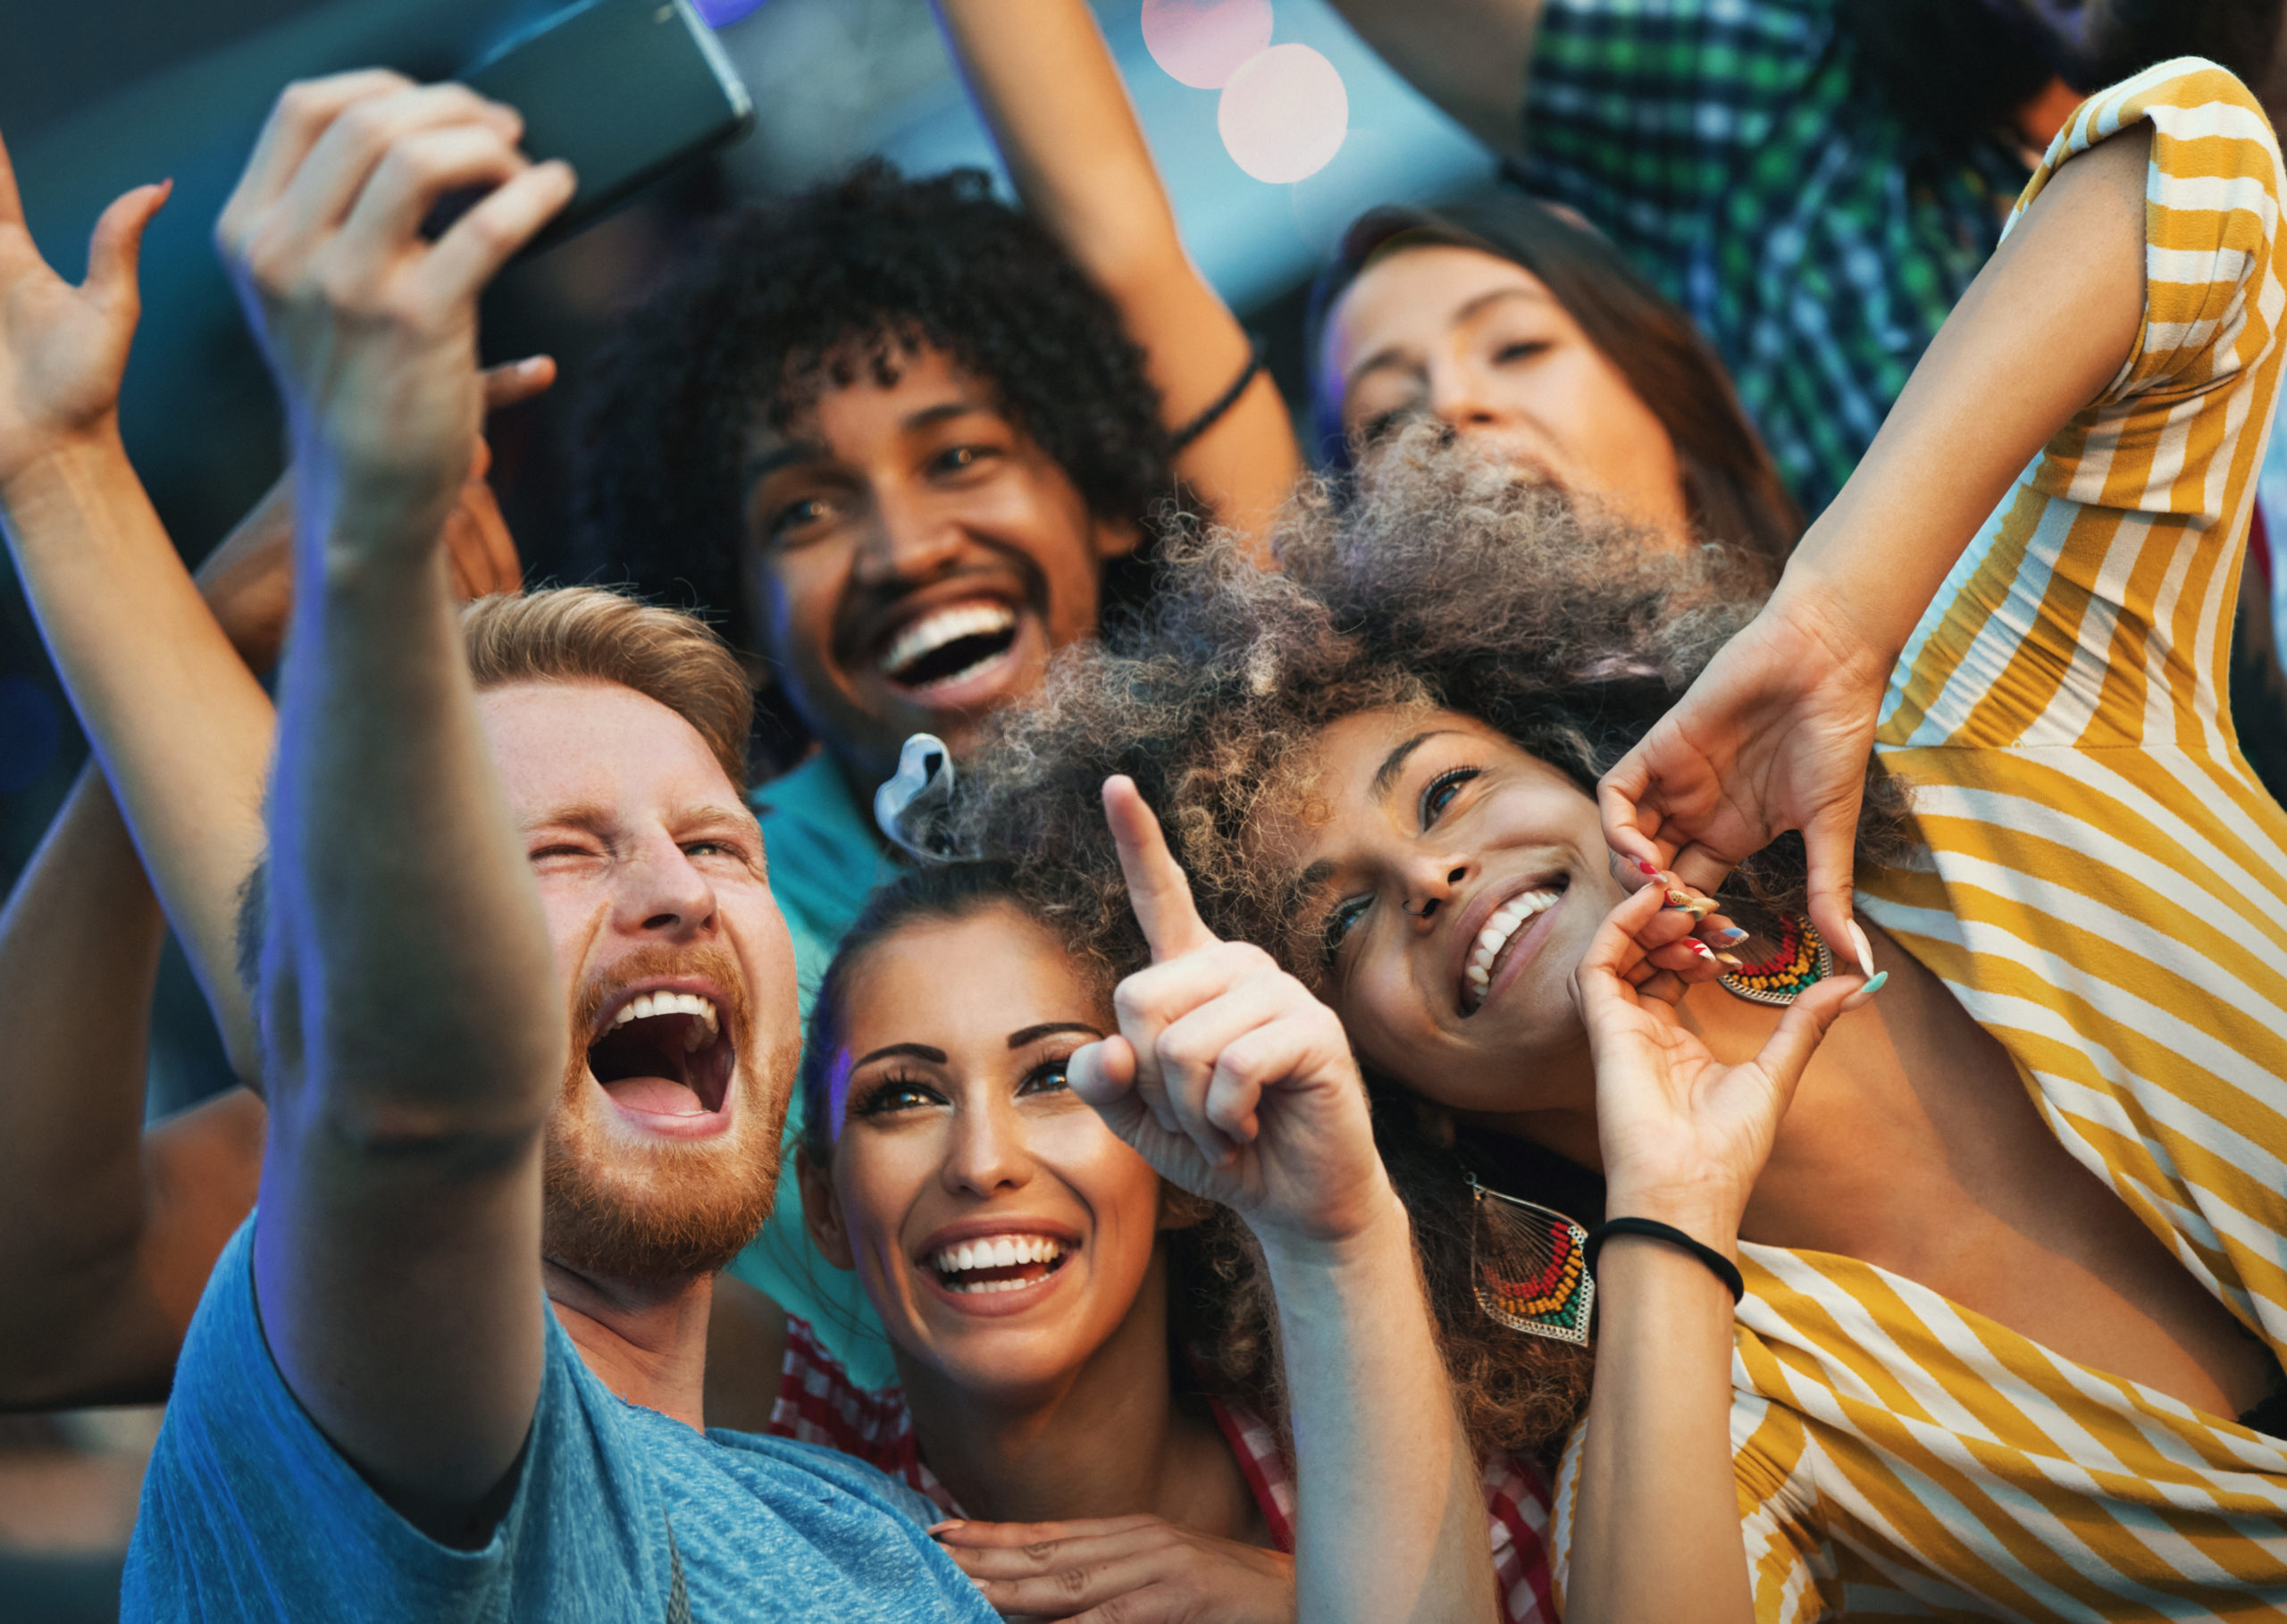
[1717,911,1833,1007]
[1468,1173,1594,1344]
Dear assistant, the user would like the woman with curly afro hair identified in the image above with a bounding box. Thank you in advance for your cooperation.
[958,63,2287,1620]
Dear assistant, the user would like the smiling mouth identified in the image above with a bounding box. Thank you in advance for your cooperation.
[877,600,1019,692]
[1462,883,1567,1016]
[923,1233,1072,1295]
[586,992,734,1117]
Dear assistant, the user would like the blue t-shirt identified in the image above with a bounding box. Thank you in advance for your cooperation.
[125,1220,997,1623]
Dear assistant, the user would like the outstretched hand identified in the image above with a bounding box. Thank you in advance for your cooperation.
[1596,594,1891,974]
[1574,882,1872,1245]
[0,123,170,489]
[1067,777,1392,1249]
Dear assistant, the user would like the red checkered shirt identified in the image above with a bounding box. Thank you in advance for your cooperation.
[768,1317,1556,1623]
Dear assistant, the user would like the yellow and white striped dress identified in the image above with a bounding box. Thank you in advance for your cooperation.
[1555,59,2287,1620]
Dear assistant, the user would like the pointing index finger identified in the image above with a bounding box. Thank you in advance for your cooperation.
[1102,776,1217,962]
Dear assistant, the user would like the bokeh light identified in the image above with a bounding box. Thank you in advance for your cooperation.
[1217,42,1347,184]
[1142,0,1275,91]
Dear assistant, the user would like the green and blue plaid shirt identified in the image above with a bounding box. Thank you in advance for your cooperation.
[1511,0,2034,518]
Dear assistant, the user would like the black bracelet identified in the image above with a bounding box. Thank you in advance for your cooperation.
[1168,335,1269,454]
[1584,1218,1746,1304]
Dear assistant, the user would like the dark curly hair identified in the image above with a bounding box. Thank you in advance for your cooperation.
[949,432,1917,1457]
[572,162,1177,756]
[793,861,1284,1437]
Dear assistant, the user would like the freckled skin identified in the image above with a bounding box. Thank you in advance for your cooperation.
[477,680,800,1209]
[1325,246,1692,546]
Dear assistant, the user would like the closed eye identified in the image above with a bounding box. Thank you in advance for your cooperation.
[1494,339,1551,364]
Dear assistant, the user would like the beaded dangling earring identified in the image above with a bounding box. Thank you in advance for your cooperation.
[1468,1173,1594,1344]
[1717,912,1834,1007]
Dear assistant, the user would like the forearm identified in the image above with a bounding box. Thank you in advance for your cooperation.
[0,761,167,1399]
[271,491,558,1139]
[933,0,1299,543]
[1565,1238,1748,1624]
[1261,1193,1494,1624]
[1772,128,2150,665]
[0,429,272,1079]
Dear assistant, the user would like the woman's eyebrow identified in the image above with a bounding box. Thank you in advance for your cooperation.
[853,1042,947,1067]
[1006,1022,1102,1049]
[1371,730,1460,800]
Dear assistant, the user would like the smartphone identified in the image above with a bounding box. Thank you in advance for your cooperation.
[457,0,754,255]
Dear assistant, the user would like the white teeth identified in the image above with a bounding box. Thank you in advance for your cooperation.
[927,1233,1068,1284]
[880,601,1018,682]
[1462,889,1562,1010]
[609,991,724,1034]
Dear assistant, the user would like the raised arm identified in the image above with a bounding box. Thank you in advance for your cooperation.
[1322,0,1546,158]
[932,0,1299,549]
[1598,116,2152,956]
[222,72,574,1541]
[1560,883,1869,1624]
[954,778,1493,1624]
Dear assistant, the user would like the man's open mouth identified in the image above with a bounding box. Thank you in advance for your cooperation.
[586,991,734,1118]
[876,600,1019,693]
[921,1233,1074,1296]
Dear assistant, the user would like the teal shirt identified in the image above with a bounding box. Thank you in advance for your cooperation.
[736,752,901,1386]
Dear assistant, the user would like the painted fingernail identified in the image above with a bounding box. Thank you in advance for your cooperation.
[1713,926,1748,946]
[1638,860,1662,876]
[1846,920,1876,978]
[1687,939,1713,958]
[1714,951,1743,967]
[1666,890,1692,907]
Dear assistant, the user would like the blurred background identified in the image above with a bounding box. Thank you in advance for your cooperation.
[0,3,1485,1615]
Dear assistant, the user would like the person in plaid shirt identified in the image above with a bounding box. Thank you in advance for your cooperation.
[1331,0,2280,518]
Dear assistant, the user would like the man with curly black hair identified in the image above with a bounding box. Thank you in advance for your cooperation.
[574,162,1208,1383]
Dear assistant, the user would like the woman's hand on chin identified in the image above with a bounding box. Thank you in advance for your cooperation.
[934,1513,1296,1624]
[1575,883,1873,1245]
[1067,776,1395,1256]
[1595,584,1891,974]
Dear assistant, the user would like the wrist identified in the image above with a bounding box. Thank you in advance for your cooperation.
[0,421,130,523]
[1251,1177,1411,1278]
[1763,558,1909,687]
[1597,1178,1747,1261]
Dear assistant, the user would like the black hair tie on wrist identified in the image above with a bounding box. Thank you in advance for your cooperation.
[1585,1217,1746,1304]
[1168,335,1269,455]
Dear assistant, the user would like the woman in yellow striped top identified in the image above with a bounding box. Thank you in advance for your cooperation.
[961,54,2287,1620]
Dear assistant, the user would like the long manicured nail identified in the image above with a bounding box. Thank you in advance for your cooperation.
[1846,920,1875,978]
[1687,939,1713,958]
[1713,925,1748,946]
[927,1520,966,1537]
[1638,860,1662,876]
[1714,951,1743,967]
[1842,970,1889,1009]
